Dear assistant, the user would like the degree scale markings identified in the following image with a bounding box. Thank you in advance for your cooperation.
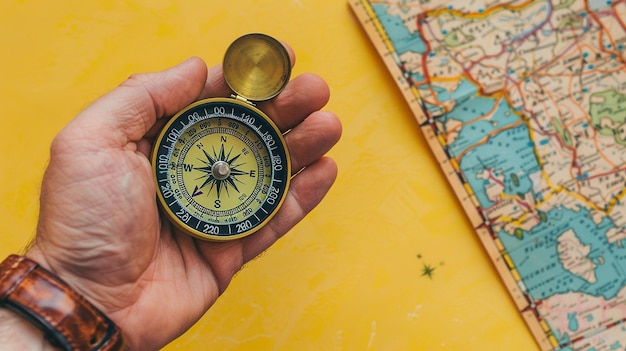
[179,126,264,207]
[151,34,292,241]
[153,98,290,240]
[173,115,270,221]
[179,114,268,224]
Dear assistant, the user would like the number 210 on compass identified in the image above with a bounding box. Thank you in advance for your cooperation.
[151,33,292,241]
[153,99,290,240]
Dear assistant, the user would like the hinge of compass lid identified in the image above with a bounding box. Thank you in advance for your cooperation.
[232,94,257,106]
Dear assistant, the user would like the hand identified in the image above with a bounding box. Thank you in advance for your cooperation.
[24,46,341,350]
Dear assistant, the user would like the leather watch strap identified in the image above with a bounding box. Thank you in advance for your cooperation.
[0,254,125,351]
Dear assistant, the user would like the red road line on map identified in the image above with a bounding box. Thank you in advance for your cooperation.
[415,1,537,112]
[415,1,626,216]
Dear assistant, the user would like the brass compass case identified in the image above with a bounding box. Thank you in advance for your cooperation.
[151,34,292,241]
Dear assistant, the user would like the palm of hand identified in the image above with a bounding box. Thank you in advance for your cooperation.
[26,57,341,350]
[34,98,223,349]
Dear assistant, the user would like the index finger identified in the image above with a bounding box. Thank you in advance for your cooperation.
[62,57,208,149]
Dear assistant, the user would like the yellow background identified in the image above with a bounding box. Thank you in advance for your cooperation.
[0,1,537,350]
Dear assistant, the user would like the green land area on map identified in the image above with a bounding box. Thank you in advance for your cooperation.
[358,0,626,349]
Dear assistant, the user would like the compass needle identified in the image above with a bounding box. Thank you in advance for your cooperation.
[227,153,242,165]
[216,181,223,199]
[201,148,216,165]
[217,144,226,162]
[231,162,246,172]
[191,185,203,197]
[232,177,246,186]
[195,166,212,173]
[194,174,208,182]
[229,168,249,176]
[152,33,291,241]
[199,175,215,190]
[226,145,235,160]
[225,178,240,193]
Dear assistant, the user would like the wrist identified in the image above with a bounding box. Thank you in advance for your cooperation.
[0,254,125,351]
[0,308,59,351]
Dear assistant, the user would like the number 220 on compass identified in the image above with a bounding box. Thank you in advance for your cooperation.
[153,98,290,241]
[151,33,292,241]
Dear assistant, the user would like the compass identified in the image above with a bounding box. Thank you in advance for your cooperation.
[151,33,291,241]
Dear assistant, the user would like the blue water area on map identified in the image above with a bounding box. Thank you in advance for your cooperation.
[497,206,626,301]
[567,312,579,332]
[419,79,478,117]
[444,96,520,160]
[588,0,612,11]
[552,312,580,348]
[458,124,538,208]
[432,79,478,104]
[554,328,571,347]
[410,72,423,85]
[451,79,478,101]
[372,5,427,55]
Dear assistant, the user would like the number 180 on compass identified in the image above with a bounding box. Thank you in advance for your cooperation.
[152,98,291,241]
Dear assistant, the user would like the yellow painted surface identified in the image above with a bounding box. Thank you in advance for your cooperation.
[0,1,537,350]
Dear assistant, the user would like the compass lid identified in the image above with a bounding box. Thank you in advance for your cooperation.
[223,33,292,102]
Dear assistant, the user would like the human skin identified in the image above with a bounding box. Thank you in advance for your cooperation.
[0,44,341,351]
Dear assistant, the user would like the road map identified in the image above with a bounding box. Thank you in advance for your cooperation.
[350,0,626,350]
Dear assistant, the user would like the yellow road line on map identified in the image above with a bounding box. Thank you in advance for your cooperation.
[531,146,581,209]
[437,134,446,147]
[548,336,559,347]
[503,254,514,269]
[410,86,421,100]
[538,320,559,346]
[526,113,622,216]
[607,191,626,213]
[511,269,521,281]
[428,0,534,20]
[361,0,395,54]
[499,213,529,227]
[449,158,459,171]
[494,238,504,251]
[463,183,474,197]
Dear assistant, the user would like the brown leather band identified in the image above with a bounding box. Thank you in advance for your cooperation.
[0,254,125,351]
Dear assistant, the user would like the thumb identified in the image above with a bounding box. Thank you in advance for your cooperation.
[64,57,208,148]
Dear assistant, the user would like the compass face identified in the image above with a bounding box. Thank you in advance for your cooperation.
[152,98,290,240]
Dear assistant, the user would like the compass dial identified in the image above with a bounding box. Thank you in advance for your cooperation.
[152,98,290,240]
